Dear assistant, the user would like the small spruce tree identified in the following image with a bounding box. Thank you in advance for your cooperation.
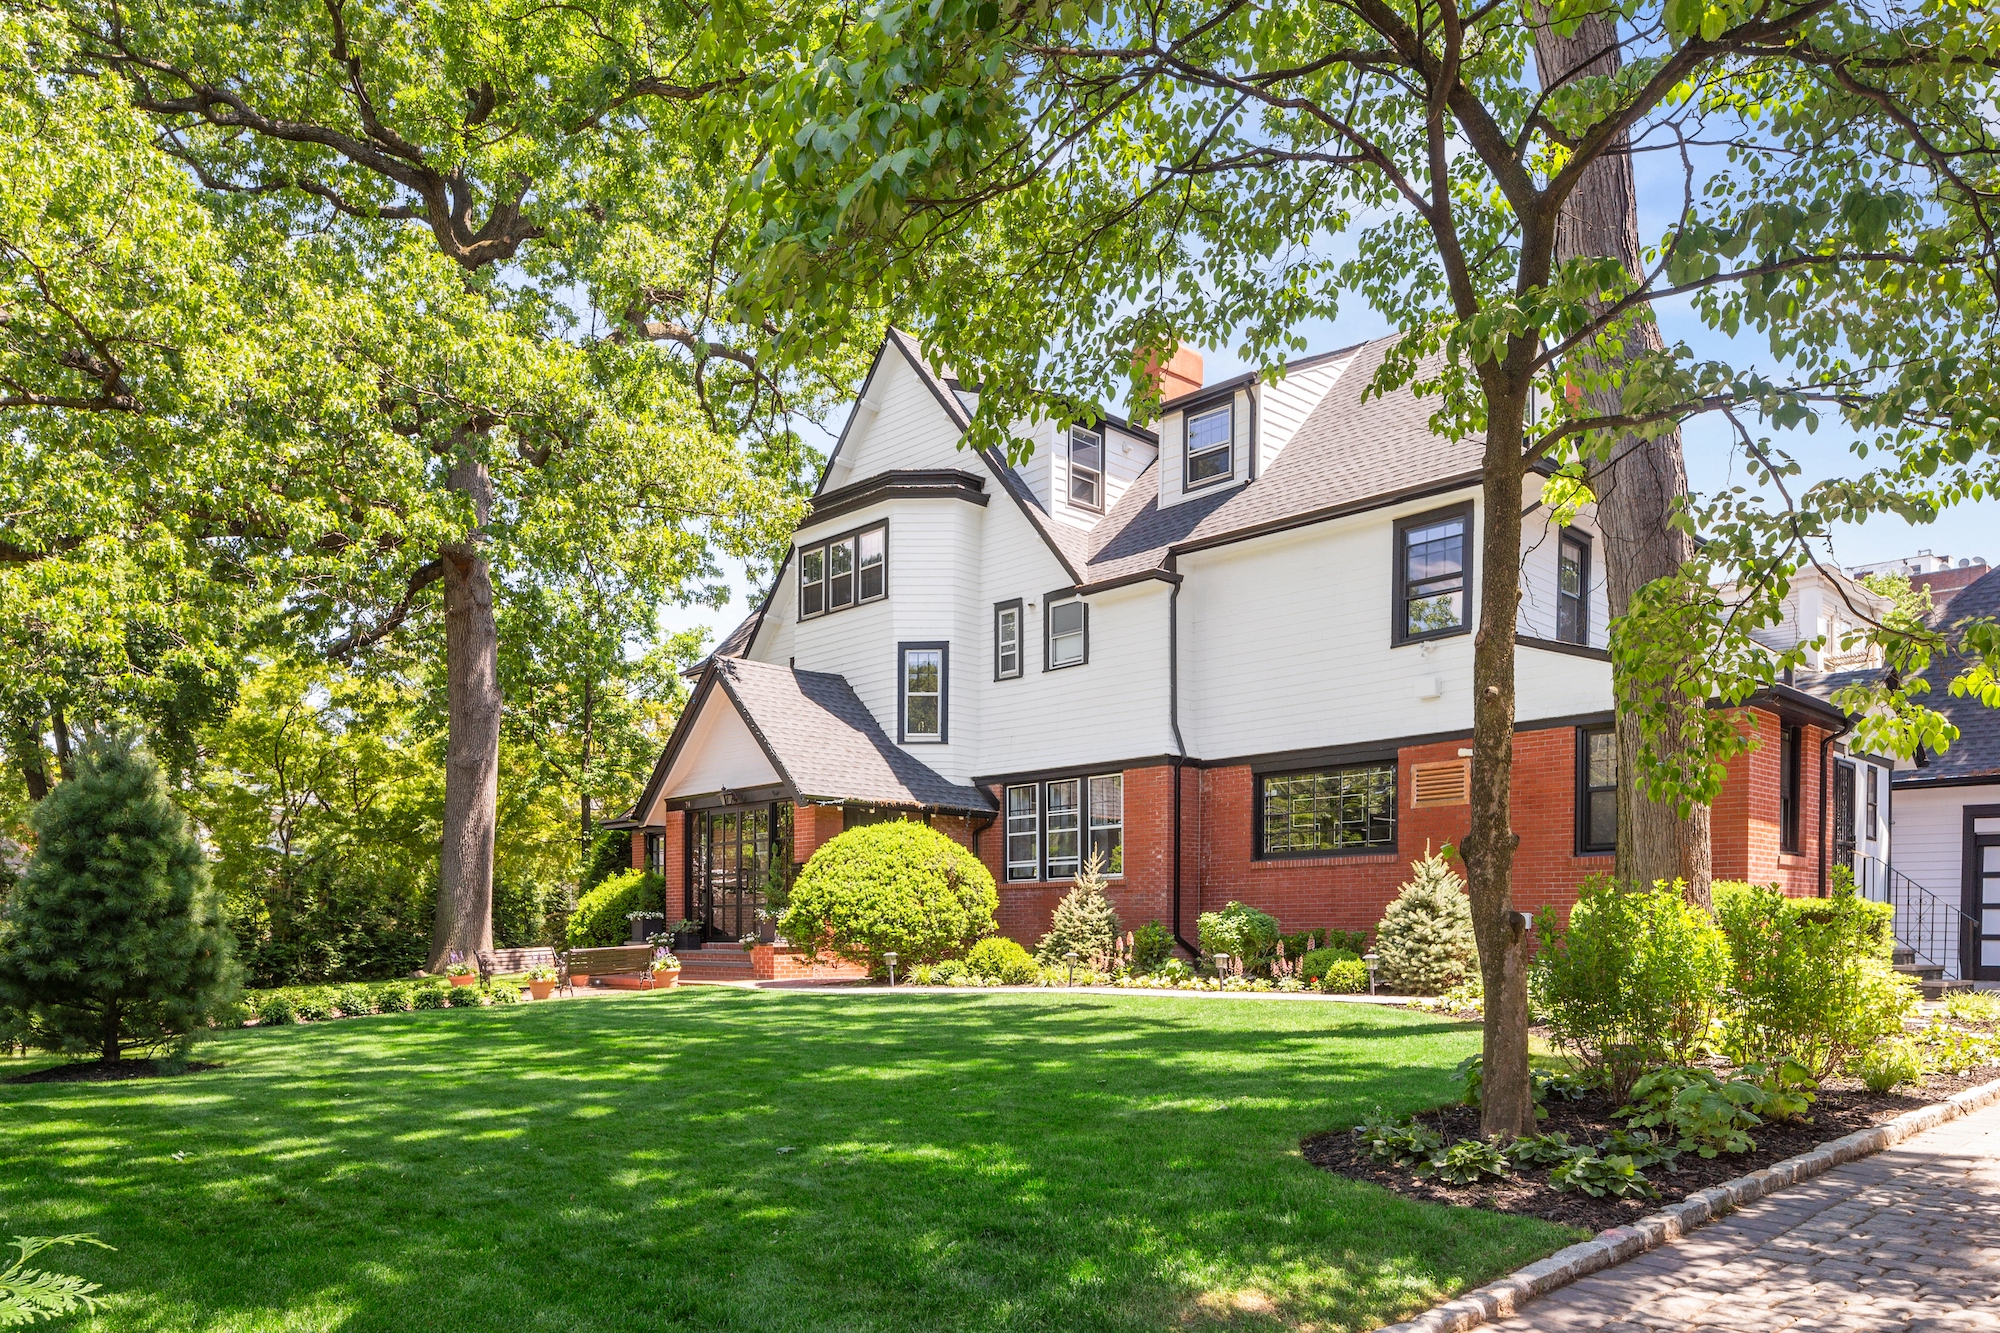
[1374,848,1477,995]
[1035,852,1122,969]
[0,735,242,1063]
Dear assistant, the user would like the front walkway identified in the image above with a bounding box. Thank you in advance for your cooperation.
[1488,1097,2000,1332]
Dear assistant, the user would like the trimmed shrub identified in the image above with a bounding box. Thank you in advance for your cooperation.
[1314,958,1371,993]
[1036,854,1122,968]
[1196,902,1281,974]
[411,982,450,1010]
[1129,920,1175,974]
[445,982,482,1008]
[1532,878,1732,1099]
[1374,851,1476,994]
[565,870,662,949]
[1714,882,1915,1079]
[487,982,520,1004]
[965,936,1039,985]
[256,994,296,1026]
[373,984,413,1013]
[292,989,335,1021]
[0,735,242,1062]
[779,822,997,972]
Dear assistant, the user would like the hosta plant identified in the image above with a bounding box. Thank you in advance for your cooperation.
[1739,1060,1818,1123]
[1504,1132,1577,1168]
[1617,1067,1764,1158]
[1550,1152,1658,1199]
[1598,1128,1681,1170]
[1417,1138,1510,1185]
[1352,1109,1444,1167]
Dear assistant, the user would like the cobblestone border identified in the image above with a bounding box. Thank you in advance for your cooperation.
[1373,1074,2000,1333]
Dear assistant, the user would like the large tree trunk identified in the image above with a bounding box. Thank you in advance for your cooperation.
[5,715,50,801]
[430,458,501,970]
[1532,16,1713,907]
[50,707,75,783]
[1467,400,1538,1140]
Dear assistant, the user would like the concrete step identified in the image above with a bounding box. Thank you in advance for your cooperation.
[1897,961,1946,981]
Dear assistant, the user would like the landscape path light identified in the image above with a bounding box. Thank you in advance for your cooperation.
[1065,950,1079,988]
[1364,952,1379,995]
[1214,953,1230,986]
[883,951,898,987]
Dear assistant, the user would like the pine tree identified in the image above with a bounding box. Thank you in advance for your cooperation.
[0,735,241,1063]
[1035,852,1122,969]
[1374,849,1478,995]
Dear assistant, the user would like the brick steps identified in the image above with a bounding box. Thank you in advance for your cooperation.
[671,950,757,982]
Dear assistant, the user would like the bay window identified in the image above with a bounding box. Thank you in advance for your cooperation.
[798,521,887,620]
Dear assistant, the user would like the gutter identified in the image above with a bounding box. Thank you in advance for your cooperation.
[1169,561,1199,959]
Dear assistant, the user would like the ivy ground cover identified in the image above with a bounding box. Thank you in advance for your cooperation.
[0,991,1577,1331]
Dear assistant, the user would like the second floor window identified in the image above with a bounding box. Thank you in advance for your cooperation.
[899,643,946,743]
[1867,764,1880,841]
[1046,597,1088,668]
[1258,763,1397,857]
[1558,532,1590,645]
[994,600,1023,679]
[1395,505,1470,642]
[1185,402,1233,488]
[1577,726,1616,853]
[1068,426,1104,511]
[799,522,886,619]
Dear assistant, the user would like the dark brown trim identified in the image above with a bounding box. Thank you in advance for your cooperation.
[1073,568,1182,595]
[1392,500,1476,646]
[1043,590,1089,670]
[974,755,1181,789]
[898,641,949,745]
[797,518,889,621]
[1894,773,2000,790]
[661,782,791,813]
[804,469,987,528]
[1517,634,1612,663]
[1575,723,1617,856]
[1199,710,1614,774]
[994,599,1025,680]
[1252,759,1400,860]
[1964,804,2000,981]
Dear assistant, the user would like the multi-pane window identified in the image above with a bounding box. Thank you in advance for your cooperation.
[1047,598,1087,668]
[1780,723,1803,853]
[799,522,887,620]
[1185,403,1233,488]
[1396,506,1470,641]
[1558,532,1590,645]
[1003,774,1123,881]
[1867,765,1880,841]
[1069,426,1104,511]
[1045,778,1082,880]
[994,600,1023,680]
[1578,726,1617,853]
[900,644,946,743]
[1258,764,1397,857]
[1005,784,1039,882]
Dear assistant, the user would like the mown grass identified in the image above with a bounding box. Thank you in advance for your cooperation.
[0,989,1579,1332]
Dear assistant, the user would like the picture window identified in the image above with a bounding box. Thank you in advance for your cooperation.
[1257,764,1397,857]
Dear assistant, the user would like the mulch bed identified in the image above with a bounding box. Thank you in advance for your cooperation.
[1303,1062,2000,1232]
[5,1059,222,1084]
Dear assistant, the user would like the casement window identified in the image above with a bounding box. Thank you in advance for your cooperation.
[1257,763,1397,857]
[1866,765,1880,842]
[1068,425,1105,512]
[1394,504,1472,643]
[798,521,887,620]
[1046,596,1089,669]
[1780,722,1803,853]
[1002,773,1123,881]
[994,600,1023,680]
[1184,402,1233,489]
[1005,784,1039,882]
[898,643,947,744]
[1577,726,1617,854]
[1557,530,1591,645]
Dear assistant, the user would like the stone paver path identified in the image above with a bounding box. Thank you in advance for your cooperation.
[1490,1098,2000,1333]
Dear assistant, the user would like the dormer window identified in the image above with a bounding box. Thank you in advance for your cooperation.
[1068,426,1104,512]
[1185,403,1233,489]
[799,521,886,620]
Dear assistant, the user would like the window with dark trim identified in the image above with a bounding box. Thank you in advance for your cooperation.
[1045,596,1088,669]
[1577,726,1617,854]
[1394,503,1472,643]
[798,521,887,620]
[644,831,665,875]
[994,600,1023,680]
[1002,773,1122,881]
[1256,763,1397,857]
[1557,530,1591,645]
[898,642,947,744]
[1068,425,1104,511]
[1184,402,1233,489]
[1780,722,1803,854]
[1866,764,1880,842]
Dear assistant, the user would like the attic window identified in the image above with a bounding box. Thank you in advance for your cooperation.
[799,521,886,620]
[1185,403,1233,489]
[1410,760,1470,808]
[1068,426,1104,512]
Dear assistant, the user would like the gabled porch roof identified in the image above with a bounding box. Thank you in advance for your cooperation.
[614,657,995,826]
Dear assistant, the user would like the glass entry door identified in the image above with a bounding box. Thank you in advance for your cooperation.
[1973,818,2000,981]
[690,804,792,943]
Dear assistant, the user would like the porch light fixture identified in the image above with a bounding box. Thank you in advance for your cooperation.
[883,951,899,987]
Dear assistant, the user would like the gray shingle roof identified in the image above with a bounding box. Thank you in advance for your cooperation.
[714,658,994,814]
[1900,566,2000,786]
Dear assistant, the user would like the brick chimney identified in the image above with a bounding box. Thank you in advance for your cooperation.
[1138,346,1203,402]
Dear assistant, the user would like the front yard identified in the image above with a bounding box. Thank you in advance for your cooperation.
[0,990,1577,1332]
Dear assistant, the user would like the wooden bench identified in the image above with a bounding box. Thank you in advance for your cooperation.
[563,945,657,982]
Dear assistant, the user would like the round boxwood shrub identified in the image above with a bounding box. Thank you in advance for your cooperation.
[565,869,663,949]
[1374,850,1477,994]
[965,935,1040,985]
[1313,958,1371,993]
[779,821,997,973]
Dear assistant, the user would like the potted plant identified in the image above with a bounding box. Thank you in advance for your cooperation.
[443,953,477,987]
[626,909,665,944]
[670,917,703,951]
[524,965,558,1000]
[649,949,682,989]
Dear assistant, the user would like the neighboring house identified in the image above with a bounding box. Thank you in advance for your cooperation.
[610,330,1855,955]
[1849,549,1993,619]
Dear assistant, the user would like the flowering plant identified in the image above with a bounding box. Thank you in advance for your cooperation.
[650,949,681,973]
[524,966,557,982]
[443,950,475,978]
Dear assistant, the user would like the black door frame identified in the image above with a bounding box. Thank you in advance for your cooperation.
[1833,760,1857,872]
[1965,803,2000,983]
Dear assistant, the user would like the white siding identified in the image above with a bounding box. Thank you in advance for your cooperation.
[819,352,966,489]
[654,697,778,811]
[1517,501,1611,650]
[1256,354,1355,473]
[1157,388,1252,510]
[1047,421,1158,527]
[1890,783,1999,901]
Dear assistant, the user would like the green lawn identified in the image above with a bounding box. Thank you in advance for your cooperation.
[0,990,1578,1332]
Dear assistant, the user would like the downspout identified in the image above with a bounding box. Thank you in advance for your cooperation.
[1169,564,1198,958]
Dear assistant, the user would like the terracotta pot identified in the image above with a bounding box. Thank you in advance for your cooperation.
[571,974,591,988]
[527,979,555,1000]
[651,968,680,989]
[448,973,477,987]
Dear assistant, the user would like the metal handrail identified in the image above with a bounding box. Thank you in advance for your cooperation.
[1854,853,1978,980]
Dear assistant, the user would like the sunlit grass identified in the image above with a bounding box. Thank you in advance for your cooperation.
[0,989,1579,1332]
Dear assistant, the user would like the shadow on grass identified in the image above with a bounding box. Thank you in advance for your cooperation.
[0,990,1570,1333]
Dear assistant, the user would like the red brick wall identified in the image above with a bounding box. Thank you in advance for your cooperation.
[985,764,1182,950]
[1711,707,1826,896]
[793,804,843,863]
